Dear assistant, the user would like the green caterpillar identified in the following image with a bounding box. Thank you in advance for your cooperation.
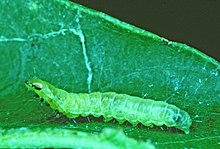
[25,78,192,134]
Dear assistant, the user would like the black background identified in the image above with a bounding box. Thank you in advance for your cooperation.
[72,0,220,61]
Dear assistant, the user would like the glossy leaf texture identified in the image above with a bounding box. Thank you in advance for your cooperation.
[0,0,219,148]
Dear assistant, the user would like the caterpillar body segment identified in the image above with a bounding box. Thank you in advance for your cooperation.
[25,78,192,134]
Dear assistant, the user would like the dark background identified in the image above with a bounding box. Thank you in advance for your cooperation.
[72,0,220,61]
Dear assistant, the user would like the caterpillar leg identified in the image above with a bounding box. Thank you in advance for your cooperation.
[115,117,126,124]
[38,98,44,106]
[142,122,153,128]
[45,103,50,107]
[40,98,44,103]
[72,119,77,124]
[118,119,126,124]
[86,117,91,123]
[33,93,43,103]
[130,121,139,127]
[148,124,154,128]
[103,116,113,122]
[33,94,40,98]
[68,113,80,119]
[81,113,90,117]
[55,110,60,118]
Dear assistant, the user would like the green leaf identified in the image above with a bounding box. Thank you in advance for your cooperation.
[0,127,155,149]
[0,0,219,148]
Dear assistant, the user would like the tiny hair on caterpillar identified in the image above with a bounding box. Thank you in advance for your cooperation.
[25,78,192,134]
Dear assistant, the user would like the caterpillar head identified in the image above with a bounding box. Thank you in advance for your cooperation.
[174,110,192,134]
[25,78,54,99]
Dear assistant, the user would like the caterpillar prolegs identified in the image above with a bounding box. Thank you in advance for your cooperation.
[25,78,192,134]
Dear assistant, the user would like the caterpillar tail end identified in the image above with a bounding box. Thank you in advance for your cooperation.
[177,123,191,134]
[175,110,192,134]
[184,129,190,134]
[178,124,191,134]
